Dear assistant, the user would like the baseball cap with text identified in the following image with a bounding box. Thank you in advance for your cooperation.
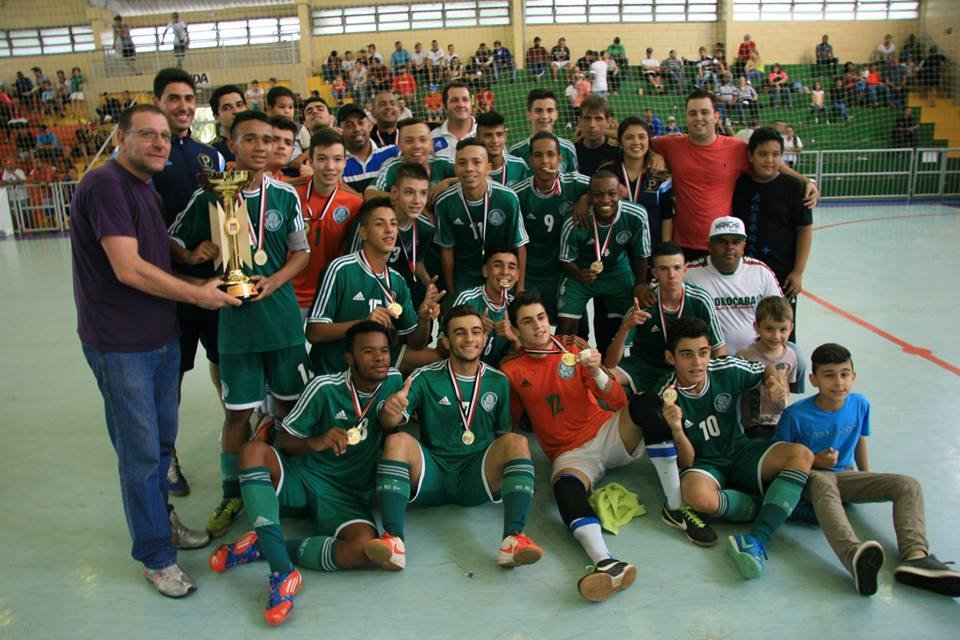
[708,216,746,239]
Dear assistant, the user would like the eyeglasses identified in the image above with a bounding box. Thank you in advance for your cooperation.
[128,129,172,143]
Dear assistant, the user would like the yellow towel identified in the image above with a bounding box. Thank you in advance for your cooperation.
[588,482,646,535]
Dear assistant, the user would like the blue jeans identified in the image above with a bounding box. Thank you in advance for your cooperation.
[83,339,180,570]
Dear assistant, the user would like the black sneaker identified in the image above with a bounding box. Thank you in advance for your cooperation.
[894,554,960,597]
[662,504,718,547]
[851,540,884,596]
[577,559,636,602]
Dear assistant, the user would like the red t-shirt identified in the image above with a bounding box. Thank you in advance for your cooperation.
[292,181,362,308]
[392,74,417,95]
[500,335,627,461]
[653,134,751,250]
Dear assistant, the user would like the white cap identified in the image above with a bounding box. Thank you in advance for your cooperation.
[709,216,746,239]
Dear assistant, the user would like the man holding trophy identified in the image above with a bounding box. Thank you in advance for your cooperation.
[169,110,311,539]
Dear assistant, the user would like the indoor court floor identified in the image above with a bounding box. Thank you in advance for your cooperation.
[0,202,957,639]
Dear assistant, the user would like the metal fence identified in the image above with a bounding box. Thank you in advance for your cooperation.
[2,147,957,237]
[90,41,301,80]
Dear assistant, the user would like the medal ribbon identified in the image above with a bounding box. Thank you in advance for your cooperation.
[657,284,685,343]
[591,211,614,264]
[447,360,484,440]
[305,180,338,222]
[348,372,383,424]
[399,220,418,274]
[523,335,569,357]
[621,164,642,203]
[239,175,267,254]
[457,183,490,256]
[359,249,397,306]
[533,174,560,197]
[482,286,508,312]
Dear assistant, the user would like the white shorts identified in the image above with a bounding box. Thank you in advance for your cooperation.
[70,92,85,101]
[552,60,570,69]
[550,409,646,488]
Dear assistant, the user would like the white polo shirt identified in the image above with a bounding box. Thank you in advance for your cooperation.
[431,117,477,161]
[684,255,783,354]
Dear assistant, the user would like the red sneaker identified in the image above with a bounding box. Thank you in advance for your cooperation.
[498,532,544,567]
[209,530,262,573]
[264,567,303,626]
[364,532,406,571]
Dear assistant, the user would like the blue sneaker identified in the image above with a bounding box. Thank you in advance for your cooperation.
[167,453,190,497]
[209,530,263,572]
[727,534,767,579]
[265,567,303,625]
[788,500,819,525]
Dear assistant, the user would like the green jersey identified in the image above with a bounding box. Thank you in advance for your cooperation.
[447,286,515,366]
[308,251,419,374]
[402,359,511,459]
[627,283,725,370]
[371,155,445,192]
[559,200,651,272]
[434,181,528,286]
[348,215,436,291]
[434,153,531,188]
[657,357,764,466]
[169,177,306,355]
[509,135,579,174]
[513,172,589,277]
[282,368,403,491]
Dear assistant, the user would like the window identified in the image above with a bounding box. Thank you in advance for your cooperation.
[102,16,300,53]
[731,0,919,21]
[525,0,717,24]
[0,25,95,57]
[313,1,510,35]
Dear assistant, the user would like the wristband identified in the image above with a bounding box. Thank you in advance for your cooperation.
[591,368,610,390]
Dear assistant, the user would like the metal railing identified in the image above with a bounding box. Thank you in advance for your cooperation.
[90,41,301,79]
[2,147,957,237]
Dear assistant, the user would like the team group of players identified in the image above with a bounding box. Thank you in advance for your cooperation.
[156,72,958,624]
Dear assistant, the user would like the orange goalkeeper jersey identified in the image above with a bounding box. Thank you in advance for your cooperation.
[500,335,627,461]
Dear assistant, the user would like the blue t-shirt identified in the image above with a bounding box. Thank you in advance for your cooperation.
[774,393,871,471]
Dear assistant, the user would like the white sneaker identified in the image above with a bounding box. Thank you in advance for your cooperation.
[170,509,210,550]
[143,563,197,598]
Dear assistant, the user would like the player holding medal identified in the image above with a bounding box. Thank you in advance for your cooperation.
[556,170,653,340]
[307,197,443,375]
[369,305,543,571]
[208,322,404,626]
[169,110,311,539]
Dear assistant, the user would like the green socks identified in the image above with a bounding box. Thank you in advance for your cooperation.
[221,452,241,499]
[239,466,290,574]
[750,468,809,544]
[501,458,536,537]
[286,536,341,572]
[716,489,762,522]
[376,461,411,538]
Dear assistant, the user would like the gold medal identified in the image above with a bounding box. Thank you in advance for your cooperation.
[661,387,678,406]
[461,430,475,446]
[561,352,577,367]
[590,260,604,273]
[386,302,403,318]
[498,278,511,289]
[346,427,361,445]
[253,249,268,266]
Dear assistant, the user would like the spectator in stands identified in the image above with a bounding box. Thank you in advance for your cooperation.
[424,83,443,124]
[843,62,866,105]
[323,50,341,83]
[447,56,464,82]
[465,57,485,91]
[161,13,189,69]
[475,43,494,77]
[331,75,347,106]
[918,46,949,107]
[340,52,355,87]
[445,43,459,67]
[810,80,826,123]
[886,55,909,107]
[816,35,838,76]
[397,97,413,120]
[641,48,664,94]
[901,34,922,65]
[72,122,95,166]
[14,71,33,112]
[244,79,264,111]
[14,123,36,161]
[551,38,571,82]
[865,63,895,108]
[768,63,791,107]
[696,47,718,90]
[735,76,760,124]
[35,124,62,163]
[607,37,628,76]
[68,67,87,120]
[56,70,71,113]
[782,125,802,168]
[350,59,370,106]
[735,34,756,76]
[891,107,918,148]
[0,84,15,140]
[605,52,622,96]
[28,67,47,110]
[830,77,854,123]
[367,43,384,64]
[876,34,896,71]
[41,80,63,118]
[410,43,427,82]
[2,158,28,212]
[112,15,137,74]
[526,37,548,82]
[370,59,391,92]
[121,90,138,110]
[745,49,765,88]
[427,40,446,83]
[663,116,682,135]
[476,84,495,114]
[492,40,516,82]
[662,50,685,93]
[590,51,609,99]
[716,72,737,124]
[392,65,418,107]
[643,108,662,137]
[391,41,411,75]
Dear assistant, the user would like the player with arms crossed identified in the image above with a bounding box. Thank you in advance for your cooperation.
[659,317,813,579]
[208,322,405,625]
[367,305,543,571]
[501,290,717,602]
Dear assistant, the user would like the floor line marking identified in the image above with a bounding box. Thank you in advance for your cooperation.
[813,210,958,232]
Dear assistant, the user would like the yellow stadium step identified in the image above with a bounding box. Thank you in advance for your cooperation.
[909,95,960,153]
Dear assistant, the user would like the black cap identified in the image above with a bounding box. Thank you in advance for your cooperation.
[336,103,368,125]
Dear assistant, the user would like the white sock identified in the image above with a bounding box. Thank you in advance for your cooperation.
[647,443,682,510]
[571,517,612,564]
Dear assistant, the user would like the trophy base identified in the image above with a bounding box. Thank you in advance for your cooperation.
[222,280,259,300]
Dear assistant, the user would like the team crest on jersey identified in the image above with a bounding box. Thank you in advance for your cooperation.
[558,362,575,379]
[559,201,572,214]
[481,392,497,412]
[333,206,350,223]
[198,153,213,170]
[265,210,283,232]
[616,231,632,245]
[714,392,732,413]
[220,380,230,400]
[488,209,506,226]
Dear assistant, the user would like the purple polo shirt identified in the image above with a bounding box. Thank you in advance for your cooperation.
[71,160,179,352]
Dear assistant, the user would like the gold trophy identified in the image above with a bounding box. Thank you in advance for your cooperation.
[200,171,258,300]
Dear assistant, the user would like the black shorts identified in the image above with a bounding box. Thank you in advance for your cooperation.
[177,302,220,372]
